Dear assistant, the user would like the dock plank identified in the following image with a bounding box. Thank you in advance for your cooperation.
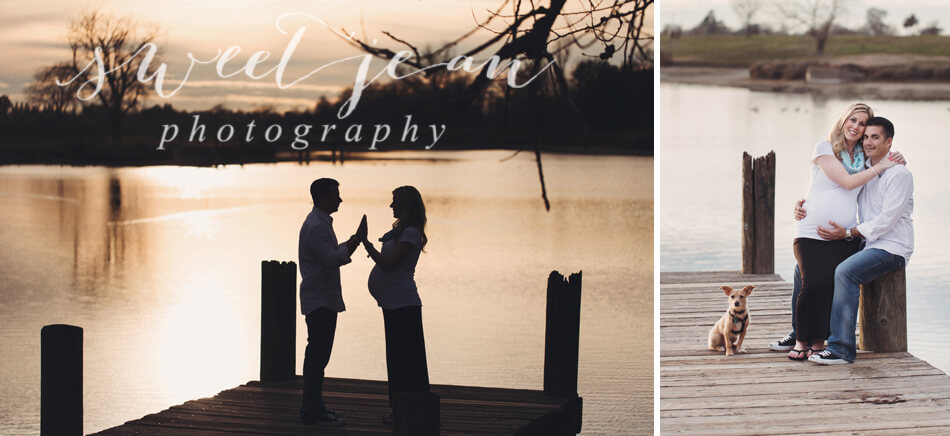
[91,377,578,435]
[660,271,950,435]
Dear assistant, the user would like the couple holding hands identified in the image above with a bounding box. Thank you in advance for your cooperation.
[297,178,429,426]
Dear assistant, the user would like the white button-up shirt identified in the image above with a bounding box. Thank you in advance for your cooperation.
[856,164,914,265]
[298,207,351,314]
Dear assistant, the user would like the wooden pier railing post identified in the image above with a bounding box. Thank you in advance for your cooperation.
[859,269,907,352]
[41,324,82,436]
[260,260,297,382]
[543,271,582,396]
[742,151,775,274]
[393,391,440,436]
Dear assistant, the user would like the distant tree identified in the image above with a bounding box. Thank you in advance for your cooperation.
[25,62,82,115]
[830,23,861,35]
[0,95,11,118]
[904,14,919,35]
[866,8,893,36]
[690,10,731,35]
[65,10,159,140]
[662,24,683,39]
[777,0,845,55]
[732,0,764,37]
[921,21,943,35]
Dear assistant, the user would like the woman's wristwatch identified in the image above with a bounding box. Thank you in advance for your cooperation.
[845,228,853,241]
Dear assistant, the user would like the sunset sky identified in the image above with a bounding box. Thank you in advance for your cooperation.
[0,0,654,111]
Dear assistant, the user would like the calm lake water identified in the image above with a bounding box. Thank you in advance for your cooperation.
[661,82,950,374]
[0,151,652,435]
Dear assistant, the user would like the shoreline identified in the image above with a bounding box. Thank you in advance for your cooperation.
[0,144,653,168]
[661,65,950,101]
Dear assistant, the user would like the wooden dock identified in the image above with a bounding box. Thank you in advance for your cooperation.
[660,271,950,435]
[89,377,580,435]
[40,268,584,435]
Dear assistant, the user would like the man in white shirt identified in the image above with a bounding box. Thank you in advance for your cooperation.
[298,178,365,424]
[808,117,914,364]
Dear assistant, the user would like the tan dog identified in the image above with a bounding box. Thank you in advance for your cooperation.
[707,285,754,356]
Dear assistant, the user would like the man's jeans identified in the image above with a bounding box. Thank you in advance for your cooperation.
[789,264,801,338]
[825,249,905,362]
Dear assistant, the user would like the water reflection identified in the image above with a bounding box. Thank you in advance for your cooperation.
[0,152,652,435]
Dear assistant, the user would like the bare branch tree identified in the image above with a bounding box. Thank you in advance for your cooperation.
[337,1,652,210]
[341,1,652,97]
[866,8,893,36]
[25,62,82,115]
[67,10,159,140]
[732,0,764,37]
[777,0,845,55]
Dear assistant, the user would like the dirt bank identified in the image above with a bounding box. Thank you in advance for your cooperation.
[661,55,950,101]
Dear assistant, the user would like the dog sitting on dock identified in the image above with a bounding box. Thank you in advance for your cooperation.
[707,285,754,356]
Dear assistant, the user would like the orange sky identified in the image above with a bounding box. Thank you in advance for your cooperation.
[0,0,653,111]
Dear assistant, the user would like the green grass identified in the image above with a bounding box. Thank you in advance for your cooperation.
[661,34,950,67]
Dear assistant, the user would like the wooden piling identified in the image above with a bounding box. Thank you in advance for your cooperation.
[393,391,440,436]
[41,324,82,436]
[860,268,907,353]
[260,260,297,382]
[741,151,775,274]
[543,271,582,399]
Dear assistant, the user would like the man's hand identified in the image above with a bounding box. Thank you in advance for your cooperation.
[345,234,361,254]
[817,221,846,240]
[793,199,807,221]
[356,214,368,242]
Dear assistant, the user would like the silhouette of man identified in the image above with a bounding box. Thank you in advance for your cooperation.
[298,178,365,425]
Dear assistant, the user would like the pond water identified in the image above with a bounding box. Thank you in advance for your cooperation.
[661,82,950,374]
[0,151,652,435]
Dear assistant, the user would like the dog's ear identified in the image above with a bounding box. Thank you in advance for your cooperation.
[742,285,755,296]
[721,286,733,296]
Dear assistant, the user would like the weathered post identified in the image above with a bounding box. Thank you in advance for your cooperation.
[260,260,297,382]
[859,269,907,353]
[393,391,440,436]
[41,324,82,436]
[543,271,582,395]
[542,271,583,434]
[741,151,775,274]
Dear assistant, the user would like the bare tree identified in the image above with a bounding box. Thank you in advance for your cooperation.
[25,62,82,115]
[866,8,893,36]
[732,0,764,37]
[66,10,159,140]
[339,0,653,210]
[777,0,845,55]
[343,1,652,100]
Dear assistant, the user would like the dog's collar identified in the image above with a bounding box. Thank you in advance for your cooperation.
[730,310,748,335]
[730,311,747,323]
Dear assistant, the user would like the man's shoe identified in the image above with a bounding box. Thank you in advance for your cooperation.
[769,334,796,351]
[302,410,345,426]
[808,349,851,365]
[327,409,344,419]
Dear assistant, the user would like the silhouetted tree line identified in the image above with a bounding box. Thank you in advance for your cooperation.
[0,59,651,163]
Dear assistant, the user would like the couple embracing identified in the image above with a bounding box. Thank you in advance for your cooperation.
[769,103,915,365]
[298,178,430,426]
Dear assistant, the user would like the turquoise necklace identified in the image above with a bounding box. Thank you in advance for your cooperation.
[840,145,865,175]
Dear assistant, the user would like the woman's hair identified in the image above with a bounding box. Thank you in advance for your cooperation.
[392,185,428,249]
[828,103,874,160]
